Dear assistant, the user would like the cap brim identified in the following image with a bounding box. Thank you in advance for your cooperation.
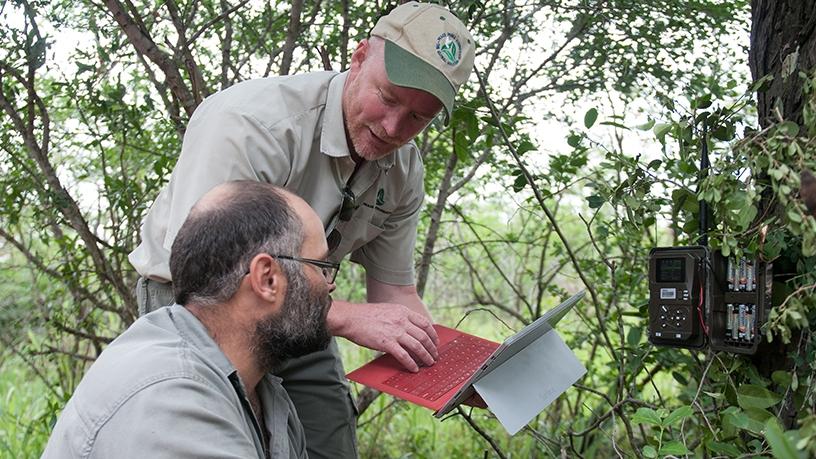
[382,39,455,125]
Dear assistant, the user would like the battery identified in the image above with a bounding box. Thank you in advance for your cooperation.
[726,303,733,339]
[738,259,747,291]
[738,304,746,340]
[746,261,755,292]
[727,258,734,291]
[745,304,754,341]
[731,304,739,340]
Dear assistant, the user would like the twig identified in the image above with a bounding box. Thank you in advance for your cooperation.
[456,407,508,459]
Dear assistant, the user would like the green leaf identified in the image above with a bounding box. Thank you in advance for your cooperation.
[626,327,642,346]
[599,121,630,130]
[586,195,605,209]
[512,174,528,193]
[712,122,735,141]
[517,139,536,155]
[671,371,689,386]
[703,391,724,400]
[584,108,598,129]
[706,440,742,456]
[777,121,800,137]
[642,445,657,458]
[727,410,765,435]
[693,94,712,109]
[740,408,775,435]
[654,123,672,142]
[637,119,656,130]
[30,37,47,69]
[737,384,782,410]
[772,371,793,388]
[663,405,693,426]
[751,74,774,92]
[567,134,582,148]
[764,418,803,459]
[76,62,96,74]
[659,441,689,456]
[631,407,662,426]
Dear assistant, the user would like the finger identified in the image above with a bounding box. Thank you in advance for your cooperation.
[406,312,439,346]
[405,324,438,361]
[398,333,436,368]
[383,341,419,373]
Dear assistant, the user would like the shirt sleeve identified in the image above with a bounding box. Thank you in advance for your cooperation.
[158,106,295,256]
[350,155,425,285]
[88,377,259,459]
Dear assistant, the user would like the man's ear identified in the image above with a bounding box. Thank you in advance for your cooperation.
[349,39,370,70]
[246,253,287,311]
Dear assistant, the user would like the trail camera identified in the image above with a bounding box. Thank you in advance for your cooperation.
[647,246,772,354]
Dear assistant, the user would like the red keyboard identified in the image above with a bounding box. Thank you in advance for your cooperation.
[383,334,497,401]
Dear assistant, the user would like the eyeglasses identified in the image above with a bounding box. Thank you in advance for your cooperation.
[272,255,341,283]
[247,255,341,283]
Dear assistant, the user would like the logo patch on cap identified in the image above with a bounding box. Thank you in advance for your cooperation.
[435,32,462,66]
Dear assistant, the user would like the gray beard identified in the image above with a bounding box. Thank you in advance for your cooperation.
[252,265,331,373]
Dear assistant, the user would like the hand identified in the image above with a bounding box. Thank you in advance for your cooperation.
[329,301,439,372]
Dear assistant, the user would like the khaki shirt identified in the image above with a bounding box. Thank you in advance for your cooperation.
[129,71,424,285]
[42,305,307,459]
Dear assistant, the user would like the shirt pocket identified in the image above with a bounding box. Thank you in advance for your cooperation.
[328,211,386,260]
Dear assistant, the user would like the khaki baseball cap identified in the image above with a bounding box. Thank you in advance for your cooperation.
[371,1,475,124]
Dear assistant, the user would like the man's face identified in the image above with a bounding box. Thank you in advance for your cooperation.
[343,39,443,161]
[252,263,331,371]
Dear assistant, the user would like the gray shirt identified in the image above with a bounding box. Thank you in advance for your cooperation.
[129,71,425,285]
[42,305,307,459]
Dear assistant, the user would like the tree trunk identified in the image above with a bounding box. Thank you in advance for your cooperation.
[748,0,816,429]
[749,0,816,127]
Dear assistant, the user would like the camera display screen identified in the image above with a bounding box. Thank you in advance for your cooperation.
[656,258,685,283]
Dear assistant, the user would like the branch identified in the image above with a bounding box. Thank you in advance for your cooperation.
[355,386,383,416]
[0,63,135,311]
[34,345,96,362]
[279,0,304,75]
[473,65,618,362]
[417,147,458,297]
[186,0,251,47]
[165,0,208,103]
[455,407,508,459]
[0,228,122,316]
[102,0,198,116]
[0,333,61,399]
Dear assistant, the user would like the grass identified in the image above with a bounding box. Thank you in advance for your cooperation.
[0,356,54,459]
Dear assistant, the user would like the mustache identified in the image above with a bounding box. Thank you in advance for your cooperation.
[369,127,399,145]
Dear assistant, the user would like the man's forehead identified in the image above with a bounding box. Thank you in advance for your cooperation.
[371,62,444,116]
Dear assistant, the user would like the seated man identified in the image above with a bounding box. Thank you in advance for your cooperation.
[43,181,338,458]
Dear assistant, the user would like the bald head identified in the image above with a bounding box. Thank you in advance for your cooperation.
[169,181,314,306]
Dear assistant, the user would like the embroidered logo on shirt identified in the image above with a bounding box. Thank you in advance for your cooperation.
[376,188,385,206]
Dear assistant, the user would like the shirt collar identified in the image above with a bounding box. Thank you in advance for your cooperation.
[321,71,396,170]
[167,304,236,377]
[167,305,285,385]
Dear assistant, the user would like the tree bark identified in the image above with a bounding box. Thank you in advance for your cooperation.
[749,0,816,127]
[749,0,816,429]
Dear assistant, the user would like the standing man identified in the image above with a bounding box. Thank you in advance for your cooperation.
[129,2,476,457]
[46,182,336,458]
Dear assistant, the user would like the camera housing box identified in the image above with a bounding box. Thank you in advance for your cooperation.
[647,246,771,354]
